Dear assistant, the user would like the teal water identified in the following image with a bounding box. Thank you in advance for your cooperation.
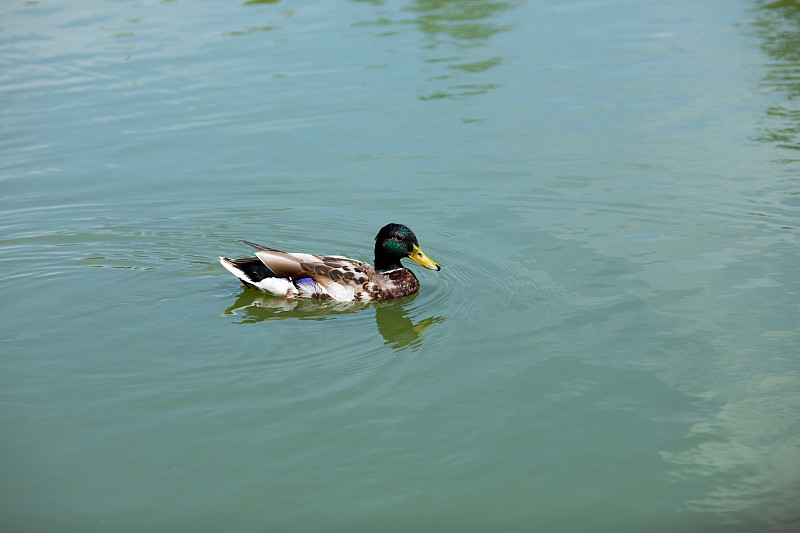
[1,0,799,531]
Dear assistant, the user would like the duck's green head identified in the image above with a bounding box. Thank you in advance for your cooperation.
[374,223,441,273]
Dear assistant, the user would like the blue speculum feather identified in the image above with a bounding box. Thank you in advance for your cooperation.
[295,277,315,286]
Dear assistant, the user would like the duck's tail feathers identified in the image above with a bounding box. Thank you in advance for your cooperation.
[239,240,283,253]
[219,256,278,289]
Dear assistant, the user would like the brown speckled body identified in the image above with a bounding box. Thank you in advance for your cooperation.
[309,267,419,301]
[296,258,420,301]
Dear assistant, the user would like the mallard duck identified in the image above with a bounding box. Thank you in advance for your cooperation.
[219,223,441,301]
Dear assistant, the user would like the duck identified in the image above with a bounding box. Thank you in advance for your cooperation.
[219,223,441,302]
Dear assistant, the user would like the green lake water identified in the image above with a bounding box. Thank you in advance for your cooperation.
[1,0,799,531]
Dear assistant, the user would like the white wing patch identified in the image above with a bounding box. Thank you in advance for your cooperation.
[323,281,357,302]
[255,277,295,297]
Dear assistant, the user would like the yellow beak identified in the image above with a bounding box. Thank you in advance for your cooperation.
[409,244,441,271]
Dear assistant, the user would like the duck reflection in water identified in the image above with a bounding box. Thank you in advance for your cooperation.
[222,290,444,351]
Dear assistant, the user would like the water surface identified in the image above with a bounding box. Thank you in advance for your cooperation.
[1,0,799,532]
